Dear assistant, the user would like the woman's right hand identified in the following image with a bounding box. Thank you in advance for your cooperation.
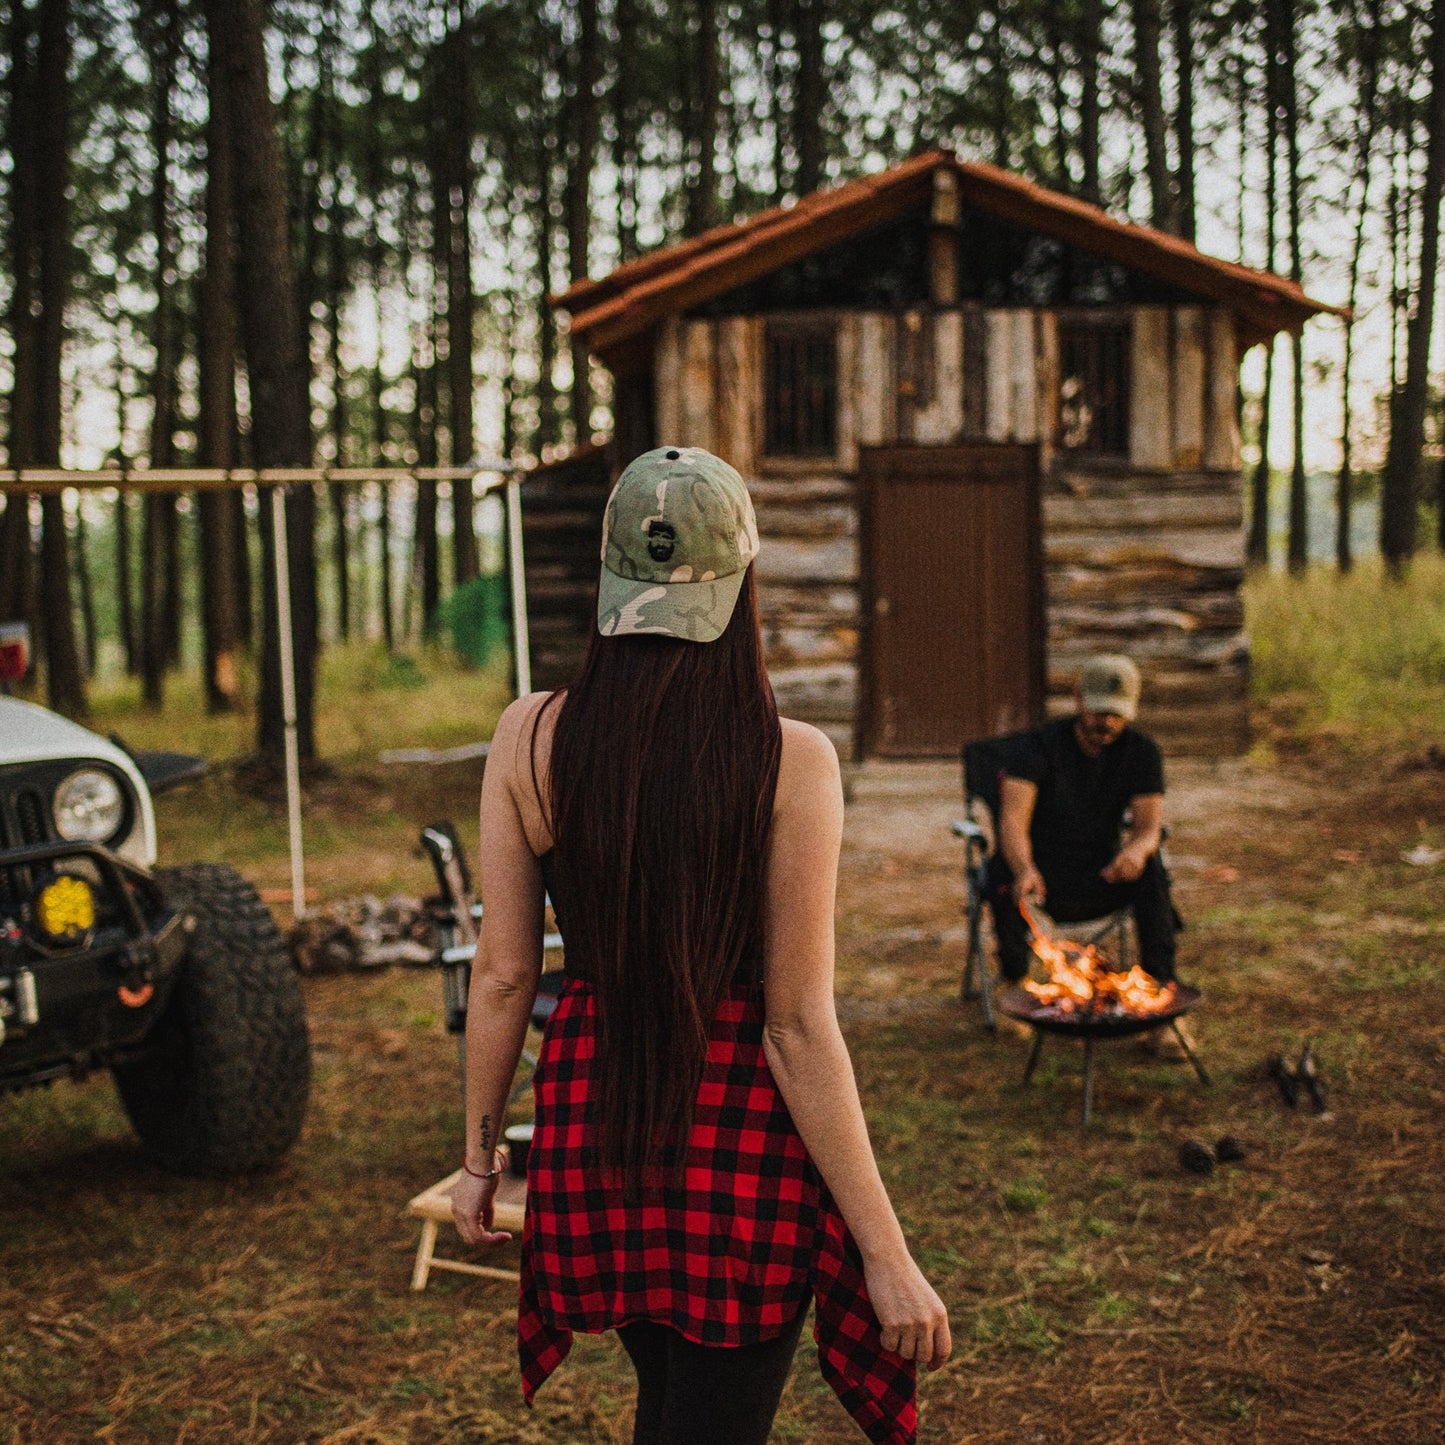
[864,1251,952,1370]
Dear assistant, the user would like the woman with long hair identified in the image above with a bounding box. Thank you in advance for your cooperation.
[453,447,949,1444]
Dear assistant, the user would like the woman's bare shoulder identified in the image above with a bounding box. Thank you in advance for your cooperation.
[775,717,842,811]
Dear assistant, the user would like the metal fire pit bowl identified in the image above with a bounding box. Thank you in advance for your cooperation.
[998,984,1210,1125]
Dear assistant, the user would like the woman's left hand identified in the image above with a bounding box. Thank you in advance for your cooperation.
[451,1158,513,1247]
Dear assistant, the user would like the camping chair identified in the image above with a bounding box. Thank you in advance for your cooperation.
[419,822,564,1096]
[951,732,1134,1032]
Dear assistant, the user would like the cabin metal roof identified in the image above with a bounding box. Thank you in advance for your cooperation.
[554,150,1345,356]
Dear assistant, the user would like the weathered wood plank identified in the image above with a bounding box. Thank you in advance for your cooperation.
[1047,564,1246,602]
[912,310,963,442]
[745,476,854,504]
[1047,595,1246,635]
[895,310,929,442]
[1041,691,1251,756]
[985,309,1013,442]
[1042,491,1242,530]
[1203,309,1241,471]
[679,319,716,452]
[856,313,893,446]
[767,662,858,722]
[760,622,860,666]
[1051,466,1244,498]
[715,316,755,476]
[1011,310,1038,442]
[1035,309,1059,468]
[654,316,683,445]
[1172,307,1207,470]
[836,313,859,472]
[962,306,987,439]
[1129,308,1172,470]
[1045,527,1246,570]
[755,582,860,623]
[1047,628,1249,665]
[752,501,856,539]
[752,534,859,584]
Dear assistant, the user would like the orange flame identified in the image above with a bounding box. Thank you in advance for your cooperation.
[1019,902,1176,1017]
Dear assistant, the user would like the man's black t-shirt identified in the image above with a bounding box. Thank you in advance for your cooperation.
[1005,716,1164,886]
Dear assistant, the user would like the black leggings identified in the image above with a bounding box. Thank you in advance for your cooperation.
[617,1307,807,1445]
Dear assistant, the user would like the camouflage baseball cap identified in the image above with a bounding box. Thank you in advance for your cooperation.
[1079,654,1141,720]
[596,446,760,642]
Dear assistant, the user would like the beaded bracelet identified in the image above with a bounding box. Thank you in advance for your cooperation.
[462,1149,507,1181]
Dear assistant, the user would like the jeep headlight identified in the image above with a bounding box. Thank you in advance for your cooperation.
[53,768,125,843]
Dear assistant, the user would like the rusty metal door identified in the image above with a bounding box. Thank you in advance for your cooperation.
[862,444,1043,756]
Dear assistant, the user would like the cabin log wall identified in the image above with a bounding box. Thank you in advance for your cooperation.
[646,304,1248,757]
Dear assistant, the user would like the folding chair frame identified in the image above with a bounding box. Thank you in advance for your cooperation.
[952,734,1137,1031]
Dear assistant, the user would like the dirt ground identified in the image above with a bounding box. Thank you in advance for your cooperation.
[3,743,1444,1443]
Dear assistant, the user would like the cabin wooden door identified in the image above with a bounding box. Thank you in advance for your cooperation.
[862,444,1043,756]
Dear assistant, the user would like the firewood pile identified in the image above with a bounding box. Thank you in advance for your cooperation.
[288,895,437,973]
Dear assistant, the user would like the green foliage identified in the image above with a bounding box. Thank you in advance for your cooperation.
[1247,556,1445,748]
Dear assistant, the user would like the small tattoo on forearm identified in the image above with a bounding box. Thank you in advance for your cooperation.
[479,1114,493,1155]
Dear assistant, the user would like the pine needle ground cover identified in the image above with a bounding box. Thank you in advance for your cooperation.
[3,582,1444,1443]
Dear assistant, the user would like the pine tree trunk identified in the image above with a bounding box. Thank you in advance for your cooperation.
[35,0,84,716]
[1131,0,1177,232]
[613,0,639,260]
[2,0,39,645]
[688,0,721,230]
[795,0,824,193]
[1247,3,1280,567]
[116,487,138,673]
[1337,0,1382,573]
[569,0,599,434]
[536,144,558,450]
[1080,0,1102,203]
[142,0,180,708]
[1382,0,1445,571]
[1173,0,1197,241]
[1282,0,1308,572]
[439,22,477,584]
[363,19,393,646]
[198,15,245,711]
[207,0,317,760]
[73,502,96,677]
[321,22,351,642]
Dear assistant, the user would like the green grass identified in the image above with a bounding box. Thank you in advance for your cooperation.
[1246,554,1445,749]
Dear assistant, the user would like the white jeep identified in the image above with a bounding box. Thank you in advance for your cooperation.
[0,629,309,1174]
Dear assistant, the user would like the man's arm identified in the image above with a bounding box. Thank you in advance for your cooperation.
[999,775,1045,902]
[1101,792,1163,883]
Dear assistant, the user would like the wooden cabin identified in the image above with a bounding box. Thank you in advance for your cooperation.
[536,150,1342,758]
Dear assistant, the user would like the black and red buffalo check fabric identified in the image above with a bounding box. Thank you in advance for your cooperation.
[517,978,918,1444]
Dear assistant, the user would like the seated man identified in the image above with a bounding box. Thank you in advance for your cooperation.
[987,655,1178,985]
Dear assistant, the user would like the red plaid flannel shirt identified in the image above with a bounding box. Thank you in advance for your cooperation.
[517,978,917,1444]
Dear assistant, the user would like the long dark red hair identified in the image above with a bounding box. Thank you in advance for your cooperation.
[536,565,781,1191]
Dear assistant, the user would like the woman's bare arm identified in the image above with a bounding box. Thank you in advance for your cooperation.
[761,720,951,1369]
[452,696,549,1245]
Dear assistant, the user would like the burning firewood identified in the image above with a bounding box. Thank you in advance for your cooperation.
[1018,900,1177,1019]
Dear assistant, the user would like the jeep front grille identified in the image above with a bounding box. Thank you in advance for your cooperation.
[1,785,52,912]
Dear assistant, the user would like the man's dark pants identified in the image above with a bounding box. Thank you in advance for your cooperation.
[986,852,1178,984]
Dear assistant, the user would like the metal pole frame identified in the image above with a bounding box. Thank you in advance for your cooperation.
[270,486,307,920]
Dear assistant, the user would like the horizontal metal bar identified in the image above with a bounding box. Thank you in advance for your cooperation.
[0,461,519,494]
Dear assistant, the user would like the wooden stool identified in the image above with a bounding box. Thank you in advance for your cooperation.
[406,1169,528,1291]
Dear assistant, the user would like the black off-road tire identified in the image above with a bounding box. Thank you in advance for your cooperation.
[113,864,310,1176]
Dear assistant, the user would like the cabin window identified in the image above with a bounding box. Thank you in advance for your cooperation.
[763,321,837,458]
[1057,321,1130,456]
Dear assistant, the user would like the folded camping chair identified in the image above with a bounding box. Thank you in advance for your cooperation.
[419,822,564,1098]
[951,732,1133,1032]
